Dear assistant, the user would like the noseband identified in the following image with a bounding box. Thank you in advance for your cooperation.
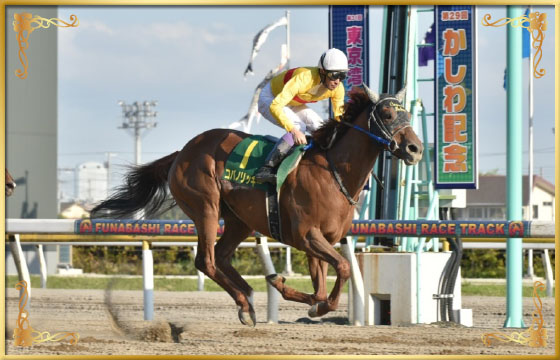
[367,96,412,151]
[338,96,412,153]
[326,96,412,205]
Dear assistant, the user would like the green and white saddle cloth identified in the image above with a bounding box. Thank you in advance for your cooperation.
[222,134,306,242]
[222,135,304,193]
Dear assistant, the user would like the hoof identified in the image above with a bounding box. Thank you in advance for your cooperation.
[308,304,319,318]
[308,301,328,318]
[265,274,285,286]
[248,291,255,308]
[238,306,256,327]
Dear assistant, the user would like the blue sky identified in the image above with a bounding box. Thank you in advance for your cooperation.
[56,6,555,198]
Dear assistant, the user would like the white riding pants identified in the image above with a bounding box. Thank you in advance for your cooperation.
[258,82,325,133]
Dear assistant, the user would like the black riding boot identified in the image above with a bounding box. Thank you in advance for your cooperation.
[255,138,293,184]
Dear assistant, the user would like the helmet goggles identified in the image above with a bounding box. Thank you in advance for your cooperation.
[325,71,347,81]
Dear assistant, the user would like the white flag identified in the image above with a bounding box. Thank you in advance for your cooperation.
[232,51,288,133]
[244,16,288,78]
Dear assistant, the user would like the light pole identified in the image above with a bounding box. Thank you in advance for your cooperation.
[117,100,158,165]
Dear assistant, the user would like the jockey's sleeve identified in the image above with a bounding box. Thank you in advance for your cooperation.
[269,71,311,132]
[331,85,345,121]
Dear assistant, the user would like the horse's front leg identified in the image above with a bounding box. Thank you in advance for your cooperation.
[302,228,351,318]
[265,253,326,306]
[265,274,316,305]
[307,255,329,304]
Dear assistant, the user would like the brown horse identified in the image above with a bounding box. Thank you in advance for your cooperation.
[5,168,16,196]
[91,86,423,326]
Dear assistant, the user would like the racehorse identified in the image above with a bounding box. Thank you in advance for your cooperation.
[5,168,16,196]
[91,85,423,326]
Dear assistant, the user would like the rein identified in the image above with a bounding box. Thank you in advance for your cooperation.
[321,95,412,206]
[325,150,358,205]
[340,121,391,147]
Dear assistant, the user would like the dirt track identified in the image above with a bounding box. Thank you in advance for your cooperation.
[5,287,555,357]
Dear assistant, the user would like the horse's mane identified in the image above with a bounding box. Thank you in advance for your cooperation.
[312,88,371,149]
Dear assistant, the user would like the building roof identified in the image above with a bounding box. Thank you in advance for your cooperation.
[467,175,555,206]
[60,203,90,219]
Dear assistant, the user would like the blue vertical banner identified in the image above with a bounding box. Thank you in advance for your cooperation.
[434,5,478,189]
[329,6,369,100]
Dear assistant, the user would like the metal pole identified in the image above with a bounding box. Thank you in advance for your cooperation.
[284,247,293,275]
[36,245,48,289]
[285,10,290,69]
[142,240,154,320]
[118,100,157,167]
[504,5,525,328]
[340,238,364,326]
[541,249,554,297]
[256,237,279,323]
[526,5,535,279]
[9,234,31,299]
[192,245,205,291]
[135,127,141,165]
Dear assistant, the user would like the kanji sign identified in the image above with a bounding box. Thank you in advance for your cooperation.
[435,5,478,189]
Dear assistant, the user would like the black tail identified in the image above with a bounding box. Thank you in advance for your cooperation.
[90,151,179,219]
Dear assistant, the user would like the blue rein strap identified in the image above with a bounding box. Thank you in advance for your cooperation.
[347,123,391,147]
[303,140,314,151]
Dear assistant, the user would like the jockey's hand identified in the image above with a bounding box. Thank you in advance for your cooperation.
[290,128,307,145]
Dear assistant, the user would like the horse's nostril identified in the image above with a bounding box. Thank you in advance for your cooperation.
[407,144,420,154]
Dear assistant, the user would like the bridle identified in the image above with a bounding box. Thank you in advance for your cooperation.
[341,96,412,153]
[321,96,413,205]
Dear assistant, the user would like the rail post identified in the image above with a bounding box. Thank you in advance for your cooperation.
[256,237,279,323]
[284,247,294,275]
[192,245,205,291]
[36,244,48,288]
[142,240,154,320]
[541,249,554,297]
[340,238,364,326]
[9,234,31,299]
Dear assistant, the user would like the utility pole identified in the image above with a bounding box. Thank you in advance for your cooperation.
[117,100,158,165]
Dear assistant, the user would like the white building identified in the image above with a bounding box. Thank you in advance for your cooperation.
[454,175,555,221]
[75,162,108,203]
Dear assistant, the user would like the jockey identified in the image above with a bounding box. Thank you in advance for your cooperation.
[255,48,349,184]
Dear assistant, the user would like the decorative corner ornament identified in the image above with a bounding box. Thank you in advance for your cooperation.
[481,281,548,348]
[481,11,547,78]
[13,280,79,347]
[12,13,79,79]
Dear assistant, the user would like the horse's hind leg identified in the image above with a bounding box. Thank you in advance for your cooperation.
[174,194,256,326]
[214,210,255,316]
[193,211,257,326]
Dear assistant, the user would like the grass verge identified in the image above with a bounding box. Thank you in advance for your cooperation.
[5,276,553,298]
[5,275,339,293]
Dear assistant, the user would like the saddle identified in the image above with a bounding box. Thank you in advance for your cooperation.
[222,135,306,241]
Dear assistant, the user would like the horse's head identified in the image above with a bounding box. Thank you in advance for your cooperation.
[363,85,423,165]
[5,168,16,197]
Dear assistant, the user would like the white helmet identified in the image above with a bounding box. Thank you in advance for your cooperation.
[318,48,349,72]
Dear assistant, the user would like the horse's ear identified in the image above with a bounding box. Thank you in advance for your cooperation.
[362,83,379,103]
[396,85,407,103]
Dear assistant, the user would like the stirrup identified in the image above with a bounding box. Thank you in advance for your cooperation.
[255,166,277,184]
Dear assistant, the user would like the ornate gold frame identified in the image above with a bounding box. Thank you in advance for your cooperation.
[12,13,79,79]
